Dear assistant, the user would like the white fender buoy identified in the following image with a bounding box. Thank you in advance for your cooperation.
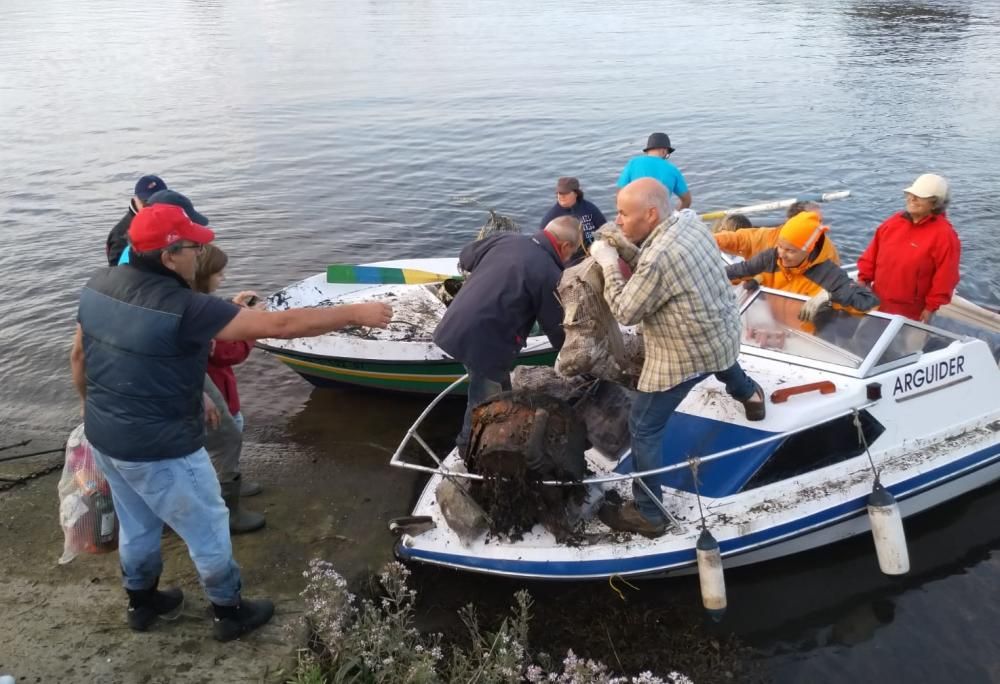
[696,528,727,621]
[867,482,910,575]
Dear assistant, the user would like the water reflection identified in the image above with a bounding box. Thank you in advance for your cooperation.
[845,1,972,30]
[840,2,972,62]
[731,479,1000,681]
[829,598,896,646]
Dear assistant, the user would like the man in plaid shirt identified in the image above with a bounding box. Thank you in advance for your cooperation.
[590,178,765,537]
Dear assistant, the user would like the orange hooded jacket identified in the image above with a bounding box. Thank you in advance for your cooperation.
[715,225,841,264]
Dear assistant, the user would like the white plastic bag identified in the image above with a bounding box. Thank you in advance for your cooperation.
[57,424,118,564]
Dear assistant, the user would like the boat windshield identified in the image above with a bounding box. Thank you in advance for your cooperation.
[740,290,888,368]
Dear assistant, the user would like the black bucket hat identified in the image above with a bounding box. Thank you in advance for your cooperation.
[643,132,675,154]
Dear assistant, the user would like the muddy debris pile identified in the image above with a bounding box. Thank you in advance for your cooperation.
[457,390,588,541]
[512,366,632,456]
[435,369,635,543]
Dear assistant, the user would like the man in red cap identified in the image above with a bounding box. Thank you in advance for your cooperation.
[71,203,392,641]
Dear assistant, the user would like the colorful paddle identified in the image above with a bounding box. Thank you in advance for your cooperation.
[326,264,461,285]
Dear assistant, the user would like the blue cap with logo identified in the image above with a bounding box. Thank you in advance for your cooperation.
[134,175,168,202]
[146,189,209,226]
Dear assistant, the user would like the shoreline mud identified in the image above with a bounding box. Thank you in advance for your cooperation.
[0,422,412,683]
[0,416,763,683]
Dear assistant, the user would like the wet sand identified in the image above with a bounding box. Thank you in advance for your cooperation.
[0,414,418,683]
[0,384,764,683]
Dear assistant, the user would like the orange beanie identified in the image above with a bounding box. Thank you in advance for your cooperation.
[779,211,828,251]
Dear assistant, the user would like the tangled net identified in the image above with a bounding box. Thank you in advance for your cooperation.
[477,209,521,240]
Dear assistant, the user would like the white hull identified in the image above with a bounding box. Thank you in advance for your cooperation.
[393,287,1000,580]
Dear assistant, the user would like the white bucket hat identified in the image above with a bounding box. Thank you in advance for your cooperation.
[904,173,949,200]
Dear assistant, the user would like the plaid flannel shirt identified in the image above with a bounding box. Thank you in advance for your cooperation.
[600,210,741,392]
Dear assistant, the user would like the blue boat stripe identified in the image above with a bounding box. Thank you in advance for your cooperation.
[400,438,1000,577]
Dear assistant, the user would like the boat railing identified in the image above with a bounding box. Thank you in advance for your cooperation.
[390,373,879,488]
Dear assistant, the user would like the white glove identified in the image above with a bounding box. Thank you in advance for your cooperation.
[799,289,831,322]
[589,240,619,268]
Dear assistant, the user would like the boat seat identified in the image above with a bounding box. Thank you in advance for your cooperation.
[615,412,778,499]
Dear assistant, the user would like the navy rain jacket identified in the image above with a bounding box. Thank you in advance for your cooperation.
[434,231,566,380]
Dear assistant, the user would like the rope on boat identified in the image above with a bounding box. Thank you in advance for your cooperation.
[853,409,881,485]
[608,574,639,601]
[688,457,709,531]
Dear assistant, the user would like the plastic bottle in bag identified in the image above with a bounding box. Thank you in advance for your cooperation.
[58,424,119,563]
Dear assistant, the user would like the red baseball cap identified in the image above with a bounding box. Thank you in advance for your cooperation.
[128,203,215,252]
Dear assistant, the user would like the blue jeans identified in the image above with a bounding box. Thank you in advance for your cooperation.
[630,363,757,523]
[92,446,243,606]
[456,367,512,453]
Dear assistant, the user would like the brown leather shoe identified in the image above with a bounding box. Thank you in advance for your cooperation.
[741,381,766,422]
[598,501,667,538]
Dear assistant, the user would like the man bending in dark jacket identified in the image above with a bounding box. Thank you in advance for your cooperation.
[434,216,582,455]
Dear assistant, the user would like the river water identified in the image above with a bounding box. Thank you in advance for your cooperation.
[2,0,999,680]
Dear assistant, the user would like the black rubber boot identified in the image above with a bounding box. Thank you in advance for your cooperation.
[212,598,275,642]
[221,475,265,534]
[239,478,263,497]
[126,578,184,632]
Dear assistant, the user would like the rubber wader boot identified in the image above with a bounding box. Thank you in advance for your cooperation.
[212,597,275,642]
[126,578,184,632]
[221,475,265,534]
[240,479,263,497]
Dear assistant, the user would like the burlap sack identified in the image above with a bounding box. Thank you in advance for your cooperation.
[554,257,643,386]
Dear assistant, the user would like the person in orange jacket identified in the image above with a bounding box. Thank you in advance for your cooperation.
[725,211,878,321]
[857,174,960,322]
[715,201,841,264]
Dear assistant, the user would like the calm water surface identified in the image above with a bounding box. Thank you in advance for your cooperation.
[2,1,1000,680]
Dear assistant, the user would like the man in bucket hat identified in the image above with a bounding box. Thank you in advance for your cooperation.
[71,204,392,641]
[106,174,168,266]
[616,132,692,210]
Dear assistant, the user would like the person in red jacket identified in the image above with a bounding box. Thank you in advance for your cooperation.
[195,245,258,431]
[857,174,960,322]
[194,244,266,533]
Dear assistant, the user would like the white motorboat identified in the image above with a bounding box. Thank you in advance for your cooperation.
[390,287,1000,580]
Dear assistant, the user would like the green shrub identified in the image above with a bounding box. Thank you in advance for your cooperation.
[290,559,692,684]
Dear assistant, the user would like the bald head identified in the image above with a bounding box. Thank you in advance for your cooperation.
[543,216,583,264]
[544,215,582,243]
[616,178,672,243]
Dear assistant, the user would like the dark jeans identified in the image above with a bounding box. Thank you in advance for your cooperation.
[456,367,512,454]
[630,362,756,522]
